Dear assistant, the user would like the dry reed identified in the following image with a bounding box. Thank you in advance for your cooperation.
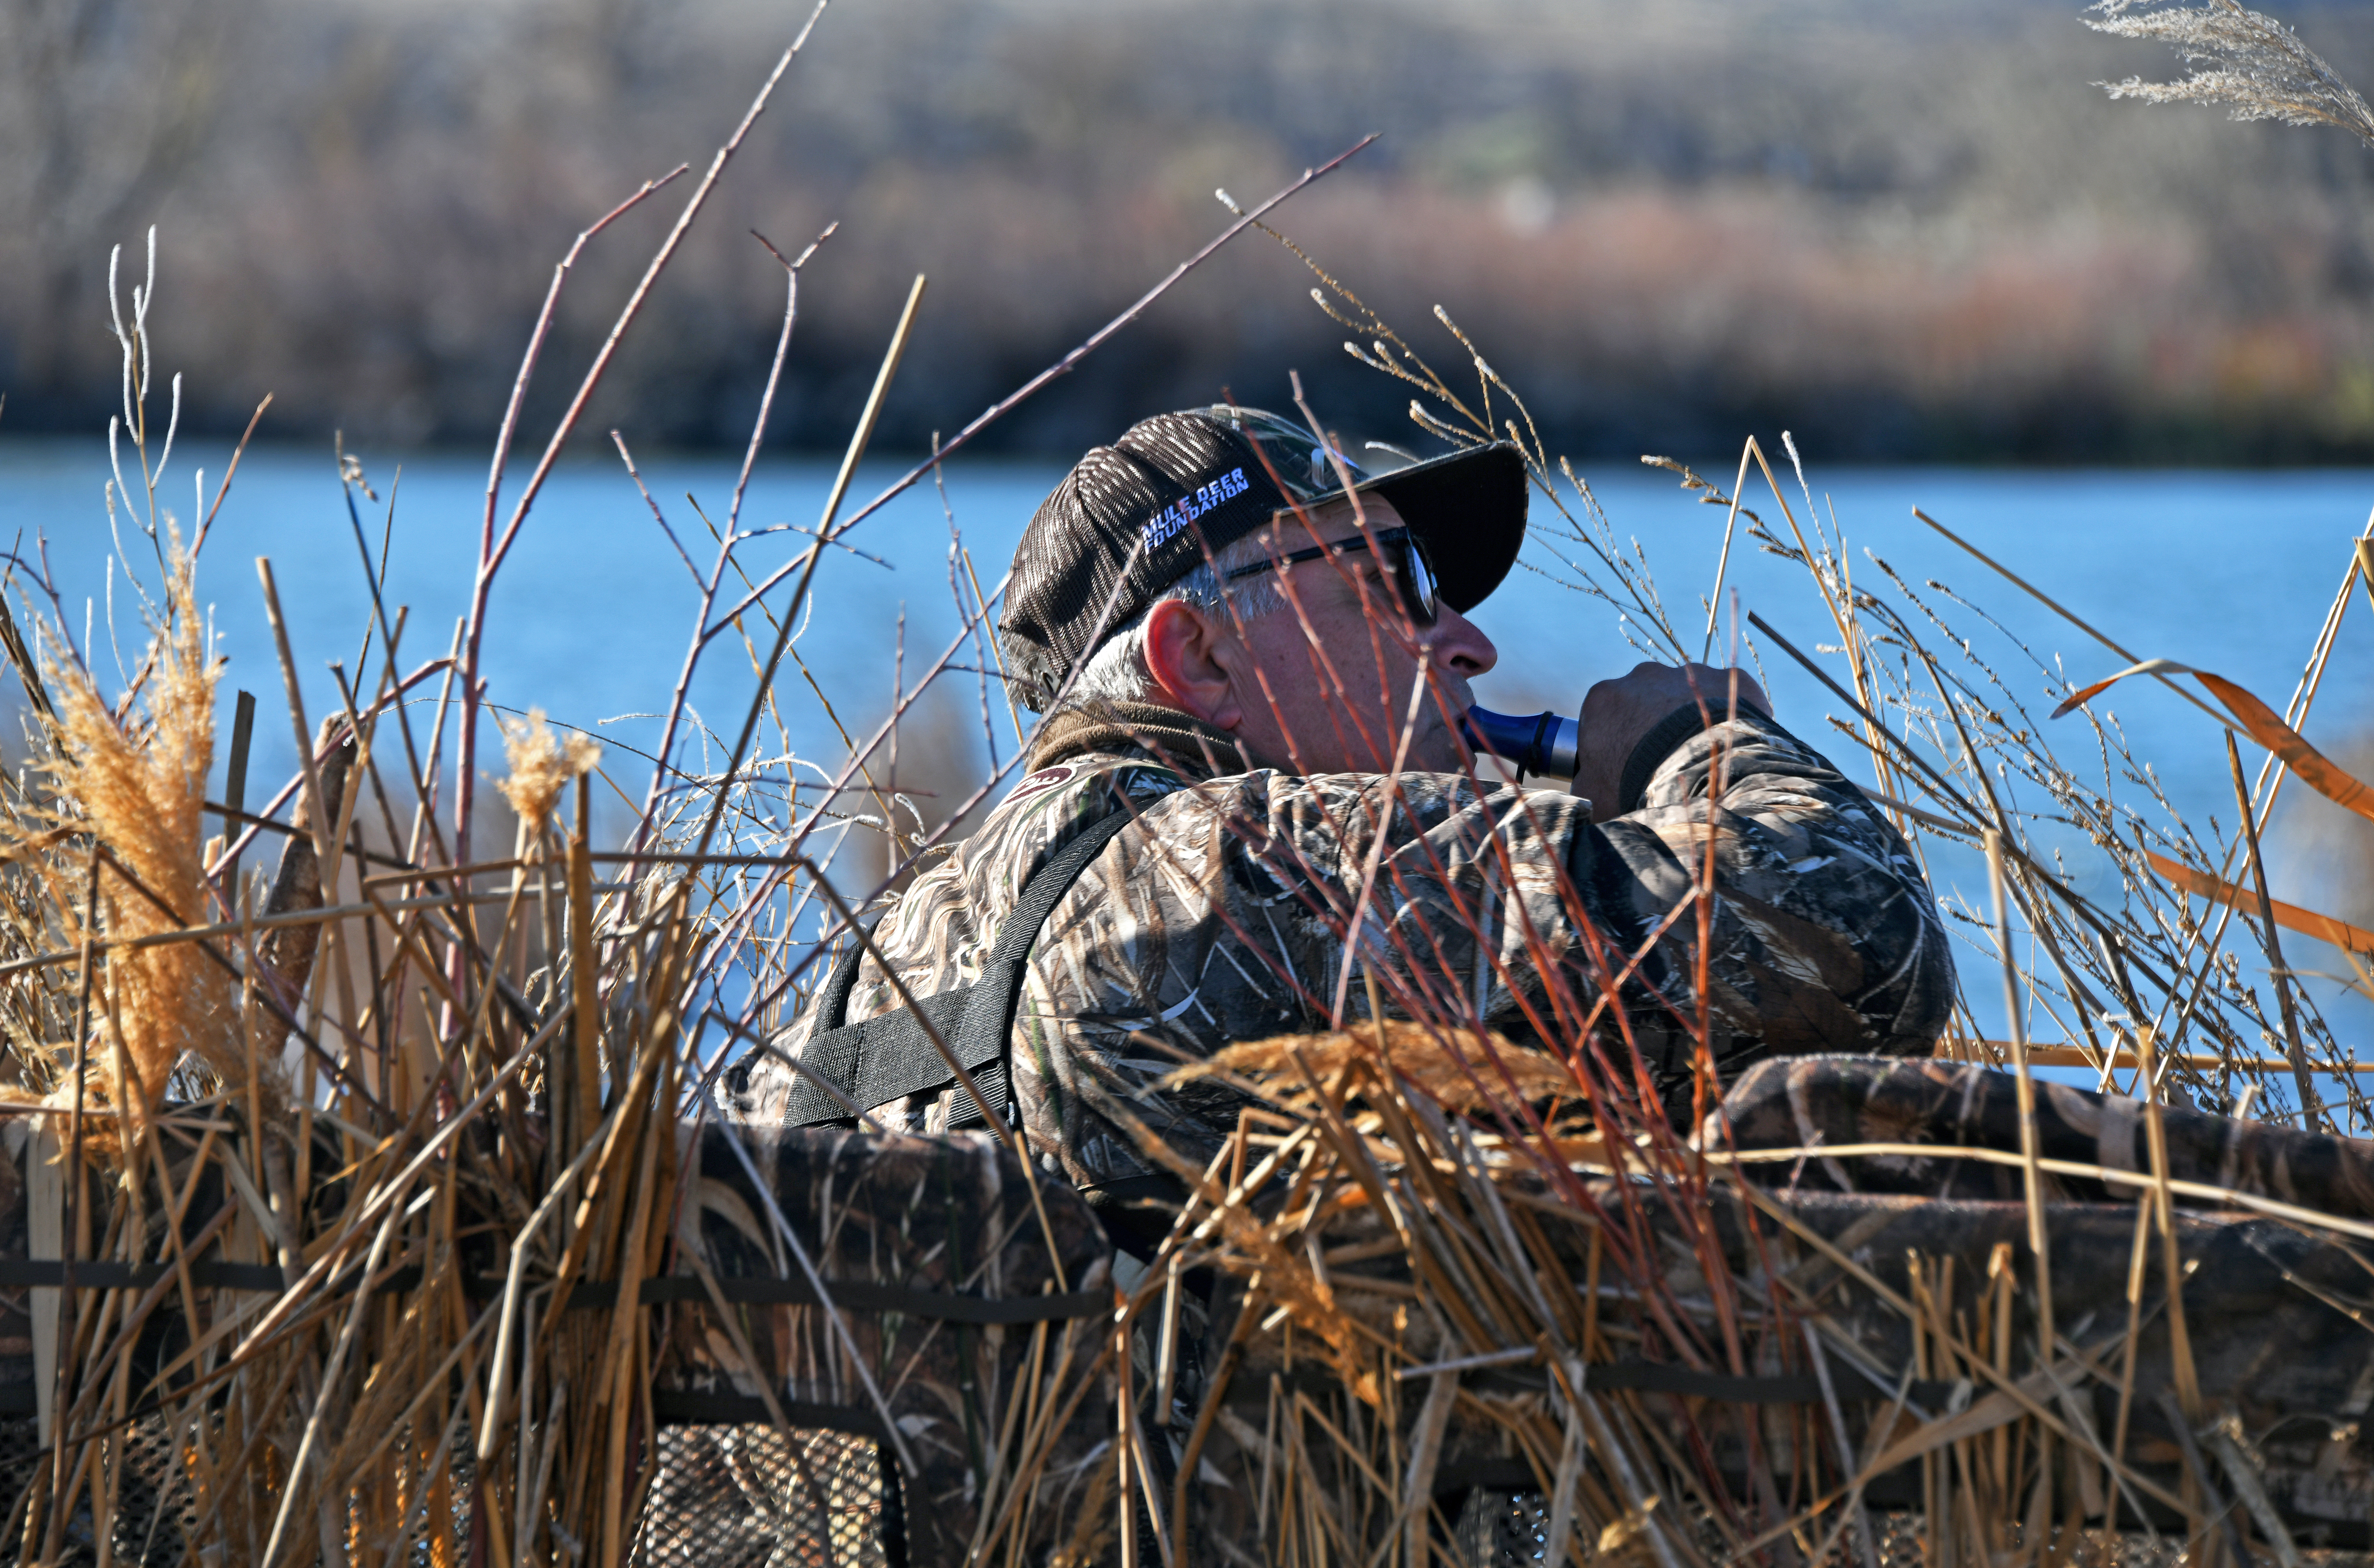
[9,4,2374,1565]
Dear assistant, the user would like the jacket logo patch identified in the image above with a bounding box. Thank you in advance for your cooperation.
[1139,466,1248,550]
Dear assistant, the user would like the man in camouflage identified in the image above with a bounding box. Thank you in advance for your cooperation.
[737,405,1957,1255]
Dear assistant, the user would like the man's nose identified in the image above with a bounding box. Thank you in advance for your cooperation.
[1426,605,1498,678]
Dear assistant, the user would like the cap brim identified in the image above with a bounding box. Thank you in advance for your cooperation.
[1349,441,1529,614]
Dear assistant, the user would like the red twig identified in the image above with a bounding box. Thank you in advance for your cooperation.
[457,0,827,888]
[698,134,1381,639]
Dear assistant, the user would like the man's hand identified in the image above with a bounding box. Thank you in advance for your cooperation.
[1572,662,1771,822]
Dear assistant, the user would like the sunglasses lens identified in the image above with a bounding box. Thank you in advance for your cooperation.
[1397,535,1440,626]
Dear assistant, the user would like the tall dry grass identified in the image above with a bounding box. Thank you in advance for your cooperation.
[12,3,2374,1565]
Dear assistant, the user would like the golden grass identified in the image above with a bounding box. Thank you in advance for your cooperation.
[0,539,254,1147]
[13,12,2374,1563]
[497,708,600,831]
[1175,1019,1578,1113]
[6,280,2359,1568]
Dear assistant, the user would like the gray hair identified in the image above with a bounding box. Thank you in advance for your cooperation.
[1070,530,1287,704]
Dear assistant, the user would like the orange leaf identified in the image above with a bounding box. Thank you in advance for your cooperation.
[2054,660,2374,827]
[2142,848,2374,955]
[2192,672,2374,826]
[2048,657,2197,719]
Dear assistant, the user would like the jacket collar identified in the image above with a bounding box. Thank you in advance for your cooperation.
[1023,699,1254,782]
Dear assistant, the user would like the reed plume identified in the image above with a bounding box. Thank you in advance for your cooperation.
[2088,0,2374,148]
[497,706,600,829]
[7,537,252,1142]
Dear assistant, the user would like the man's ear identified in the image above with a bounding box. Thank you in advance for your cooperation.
[1142,599,1243,731]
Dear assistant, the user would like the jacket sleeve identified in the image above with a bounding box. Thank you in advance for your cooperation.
[1582,707,1959,1078]
[1256,707,1954,1083]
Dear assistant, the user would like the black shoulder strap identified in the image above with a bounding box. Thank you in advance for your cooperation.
[780,806,1137,1130]
[813,919,871,1033]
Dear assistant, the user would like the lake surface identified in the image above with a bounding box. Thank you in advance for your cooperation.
[6,436,2374,1058]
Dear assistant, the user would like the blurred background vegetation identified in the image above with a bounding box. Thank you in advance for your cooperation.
[13,0,2374,462]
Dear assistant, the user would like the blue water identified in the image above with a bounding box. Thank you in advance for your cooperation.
[7,436,2374,1082]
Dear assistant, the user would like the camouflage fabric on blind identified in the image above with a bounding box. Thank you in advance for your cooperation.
[651,1123,1118,1565]
[732,701,1958,1201]
[1620,1185,2374,1543]
[1164,1092,2374,1560]
[1710,1053,2374,1216]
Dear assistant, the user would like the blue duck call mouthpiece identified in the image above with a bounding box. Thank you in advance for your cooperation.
[1461,705,1580,780]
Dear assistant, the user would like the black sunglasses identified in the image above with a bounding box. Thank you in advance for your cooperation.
[1224,525,1440,628]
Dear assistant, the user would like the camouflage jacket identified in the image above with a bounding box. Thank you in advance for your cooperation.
[735,699,1957,1212]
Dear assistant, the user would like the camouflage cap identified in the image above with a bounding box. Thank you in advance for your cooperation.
[997,406,1528,711]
